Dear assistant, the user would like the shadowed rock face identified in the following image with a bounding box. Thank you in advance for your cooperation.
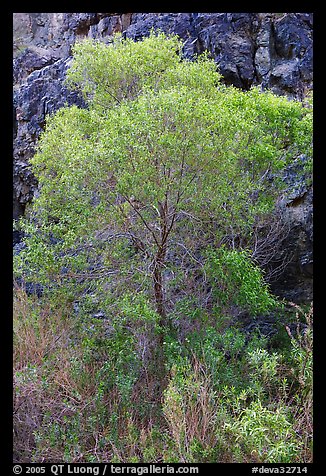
[124,13,313,96]
[13,57,87,218]
[269,159,313,303]
[13,12,313,303]
[13,13,132,217]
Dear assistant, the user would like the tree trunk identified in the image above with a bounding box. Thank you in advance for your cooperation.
[152,245,168,399]
[153,257,167,324]
[151,200,170,399]
[154,200,169,324]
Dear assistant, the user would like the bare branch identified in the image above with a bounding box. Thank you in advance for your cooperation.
[123,195,160,247]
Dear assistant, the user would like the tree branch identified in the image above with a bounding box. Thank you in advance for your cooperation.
[123,195,160,247]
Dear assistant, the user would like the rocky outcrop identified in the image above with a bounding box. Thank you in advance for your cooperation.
[270,158,313,303]
[13,12,313,302]
[274,189,313,303]
[13,57,86,218]
[13,13,132,218]
[124,13,313,96]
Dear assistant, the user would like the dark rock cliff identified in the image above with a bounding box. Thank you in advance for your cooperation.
[13,12,313,303]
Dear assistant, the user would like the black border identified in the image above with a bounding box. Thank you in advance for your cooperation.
[6,3,322,472]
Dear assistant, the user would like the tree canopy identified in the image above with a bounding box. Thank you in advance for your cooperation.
[15,31,312,324]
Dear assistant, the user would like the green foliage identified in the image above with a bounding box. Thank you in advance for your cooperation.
[224,400,301,462]
[205,247,279,315]
[14,286,313,463]
[16,31,312,290]
[285,303,313,416]
[160,314,312,463]
[66,32,183,108]
[162,359,219,462]
[14,31,313,464]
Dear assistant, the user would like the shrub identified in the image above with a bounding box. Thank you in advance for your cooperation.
[205,247,279,315]
[162,359,219,462]
[224,400,302,462]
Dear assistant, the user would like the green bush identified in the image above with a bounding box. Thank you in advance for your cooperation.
[224,400,301,462]
[205,247,279,315]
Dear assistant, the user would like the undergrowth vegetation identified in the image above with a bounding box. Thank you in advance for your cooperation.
[13,286,313,462]
[13,32,313,463]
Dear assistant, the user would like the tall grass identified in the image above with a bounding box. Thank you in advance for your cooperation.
[13,285,313,463]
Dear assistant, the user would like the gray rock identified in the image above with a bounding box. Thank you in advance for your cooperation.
[14,278,43,298]
[13,57,86,218]
[13,48,58,84]
[125,13,198,57]
[270,186,313,303]
[124,12,313,95]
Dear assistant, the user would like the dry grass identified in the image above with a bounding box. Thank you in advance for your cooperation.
[13,284,72,369]
[13,285,76,462]
[13,284,151,463]
[13,283,314,463]
[162,357,219,462]
[286,302,313,463]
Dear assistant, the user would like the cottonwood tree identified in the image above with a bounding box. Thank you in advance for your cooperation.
[15,32,312,362]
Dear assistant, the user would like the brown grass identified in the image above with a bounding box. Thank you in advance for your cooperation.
[13,284,314,463]
[13,285,76,462]
[162,357,219,462]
